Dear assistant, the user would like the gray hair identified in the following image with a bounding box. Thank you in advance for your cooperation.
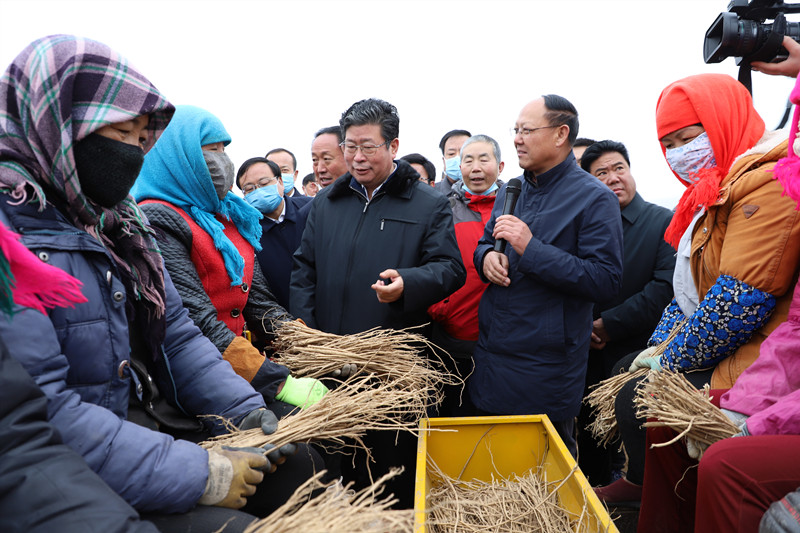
[461,134,501,163]
[339,98,399,143]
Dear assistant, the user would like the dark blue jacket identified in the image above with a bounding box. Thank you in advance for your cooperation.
[255,195,310,309]
[470,155,623,420]
[0,195,264,513]
[0,339,158,533]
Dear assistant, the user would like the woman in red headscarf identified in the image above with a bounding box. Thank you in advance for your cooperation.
[594,73,800,508]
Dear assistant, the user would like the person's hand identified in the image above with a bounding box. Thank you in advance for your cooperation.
[331,363,358,379]
[590,318,609,350]
[263,442,298,469]
[200,446,268,508]
[275,375,329,409]
[483,250,510,286]
[628,346,663,373]
[371,269,404,303]
[751,36,800,78]
[239,408,278,435]
[686,437,708,460]
[492,214,532,256]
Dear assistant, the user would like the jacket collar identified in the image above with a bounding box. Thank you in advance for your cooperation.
[450,179,504,205]
[620,192,645,225]
[522,152,576,189]
[328,159,419,201]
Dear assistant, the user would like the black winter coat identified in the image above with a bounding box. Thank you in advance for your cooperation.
[291,160,466,334]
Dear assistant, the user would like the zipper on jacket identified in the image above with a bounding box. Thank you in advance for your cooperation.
[338,188,371,333]
[380,219,384,230]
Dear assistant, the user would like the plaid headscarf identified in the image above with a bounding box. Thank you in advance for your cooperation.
[0,35,175,357]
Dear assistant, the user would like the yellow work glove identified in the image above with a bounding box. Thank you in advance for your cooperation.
[199,446,268,509]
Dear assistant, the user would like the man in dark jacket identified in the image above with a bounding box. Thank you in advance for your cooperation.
[471,95,623,456]
[290,98,466,507]
[291,98,465,335]
[577,139,676,485]
[237,157,311,310]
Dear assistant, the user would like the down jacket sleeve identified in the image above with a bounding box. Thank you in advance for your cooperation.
[141,202,237,354]
[0,268,264,514]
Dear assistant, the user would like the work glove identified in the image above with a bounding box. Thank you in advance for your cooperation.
[686,437,708,460]
[760,487,800,533]
[199,446,269,508]
[239,408,279,435]
[629,346,663,373]
[686,408,749,459]
[330,363,358,379]
[263,442,298,467]
[275,375,329,409]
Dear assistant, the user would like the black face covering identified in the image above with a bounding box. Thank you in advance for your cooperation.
[73,133,145,207]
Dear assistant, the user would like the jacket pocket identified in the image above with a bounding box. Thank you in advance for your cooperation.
[379,216,418,231]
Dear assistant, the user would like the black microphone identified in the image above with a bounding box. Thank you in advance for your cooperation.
[493,178,522,253]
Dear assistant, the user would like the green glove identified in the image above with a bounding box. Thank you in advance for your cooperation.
[275,375,329,409]
[629,346,663,373]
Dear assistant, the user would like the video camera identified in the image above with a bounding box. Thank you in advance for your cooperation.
[704,0,800,65]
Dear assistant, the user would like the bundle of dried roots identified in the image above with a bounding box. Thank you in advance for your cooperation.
[584,368,648,447]
[634,370,739,449]
[244,469,413,533]
[426,459,588,533]
[270,320,460,409]
[200,373,423,453]
[583,318,687,446]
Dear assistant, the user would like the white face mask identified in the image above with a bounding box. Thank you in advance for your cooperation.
[665,131,716,185]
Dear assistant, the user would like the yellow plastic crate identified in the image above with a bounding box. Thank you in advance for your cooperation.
[414,415,618,533]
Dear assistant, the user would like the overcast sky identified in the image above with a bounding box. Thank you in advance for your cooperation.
[1,0,796,206]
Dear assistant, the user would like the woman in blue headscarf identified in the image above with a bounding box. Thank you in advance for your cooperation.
[133,105,328,412]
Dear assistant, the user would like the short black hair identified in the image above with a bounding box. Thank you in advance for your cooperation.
[400,153,436,184]
[302,172,316,187]
[265,148,297,172]
[573,138,596,148]
[580,140,631,173]
[439,129,472,154]
[339,98,399,143]
[542,94,579,146]
[236,157,281,189]
[314,125,343,144]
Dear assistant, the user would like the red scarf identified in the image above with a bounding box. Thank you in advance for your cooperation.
[656,74,765,248]
[0,222,86,315]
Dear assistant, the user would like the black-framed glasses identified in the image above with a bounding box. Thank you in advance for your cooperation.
[510,125,560,137]
[242,176,279,194]
[339,140,391,156]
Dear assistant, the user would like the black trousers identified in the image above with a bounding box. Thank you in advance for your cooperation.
[613,352,714,485]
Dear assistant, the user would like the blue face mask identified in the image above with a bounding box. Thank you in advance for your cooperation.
[463,180,499,196]
[281,173,295,194]
[244,184,283,213]
[445,156,463,182]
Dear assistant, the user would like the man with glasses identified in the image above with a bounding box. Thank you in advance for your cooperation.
[237,157,311,309]
[291,98,465,508]
[470,95,623,456]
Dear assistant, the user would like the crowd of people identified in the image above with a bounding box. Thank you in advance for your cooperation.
[3,32,800,532]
